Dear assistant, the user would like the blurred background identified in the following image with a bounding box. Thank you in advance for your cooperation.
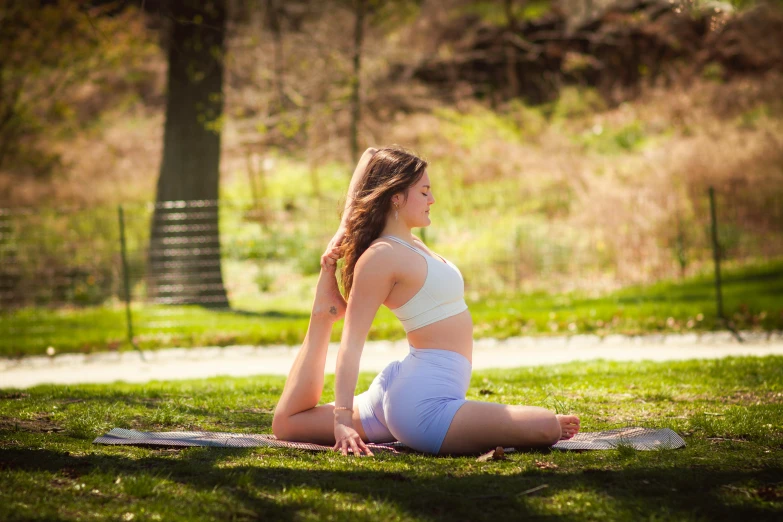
[1,0,781,356]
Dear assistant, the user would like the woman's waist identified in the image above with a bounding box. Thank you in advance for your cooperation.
[393,346,472,393]
[405,311,473,363]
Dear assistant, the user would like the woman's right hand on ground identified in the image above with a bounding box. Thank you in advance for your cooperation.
[333,420,374,457]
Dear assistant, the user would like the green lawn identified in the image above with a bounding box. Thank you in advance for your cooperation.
[1,357,782,521]
[1,260,782,357]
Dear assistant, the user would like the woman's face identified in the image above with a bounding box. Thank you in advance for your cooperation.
[395,171,434,228]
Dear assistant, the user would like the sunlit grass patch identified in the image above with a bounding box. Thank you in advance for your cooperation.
[1,357,782,520]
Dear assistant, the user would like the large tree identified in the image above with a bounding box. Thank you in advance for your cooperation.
[148,0,229,308]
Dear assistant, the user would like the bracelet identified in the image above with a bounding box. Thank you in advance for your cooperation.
[334,406,353,413]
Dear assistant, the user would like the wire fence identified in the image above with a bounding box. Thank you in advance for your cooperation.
[1,185,781,357]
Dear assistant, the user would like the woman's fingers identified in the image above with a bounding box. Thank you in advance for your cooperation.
[320,251,338,269]
[332,437,373,457]
[320,256,339,271]
[350,438,374,457]
[348,438,360,456]
[320,240,343,270]
[359,440,374,457]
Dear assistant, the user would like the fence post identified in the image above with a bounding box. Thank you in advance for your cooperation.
[708,187,742,342]
[118,205,145,360]
[708,187,724,320]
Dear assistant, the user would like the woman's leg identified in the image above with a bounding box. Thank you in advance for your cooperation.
[438,401,580,455]
[271,265,369,444]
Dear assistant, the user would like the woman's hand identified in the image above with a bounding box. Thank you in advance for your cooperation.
[320,227,346,270]
[333,416,374,457]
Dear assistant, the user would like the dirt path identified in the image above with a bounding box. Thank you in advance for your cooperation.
[2,331,781,389]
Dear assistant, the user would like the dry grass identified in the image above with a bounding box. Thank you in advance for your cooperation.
[379,73,783,289]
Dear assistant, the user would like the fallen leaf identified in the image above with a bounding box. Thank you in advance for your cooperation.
[756,486,783,502]
[476,446,507,462]
[0,392,30,400]
[535,460,558,470]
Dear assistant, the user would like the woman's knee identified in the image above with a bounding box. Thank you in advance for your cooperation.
[271,409,290,440]
[271,401,300,440]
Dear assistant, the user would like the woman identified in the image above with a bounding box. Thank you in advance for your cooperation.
[272,147,580,456]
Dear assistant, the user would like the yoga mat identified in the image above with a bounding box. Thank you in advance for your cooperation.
[551,427,686,451]
[93,428,406,453]
[94,427,685,452]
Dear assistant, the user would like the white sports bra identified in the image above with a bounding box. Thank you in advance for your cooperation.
[382,235,468,333]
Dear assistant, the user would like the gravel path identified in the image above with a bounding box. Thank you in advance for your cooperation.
[2,331,781,389]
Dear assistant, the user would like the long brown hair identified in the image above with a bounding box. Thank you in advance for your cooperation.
[340,147,428,298]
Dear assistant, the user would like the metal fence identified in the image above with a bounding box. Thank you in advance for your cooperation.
[1,185,781,356]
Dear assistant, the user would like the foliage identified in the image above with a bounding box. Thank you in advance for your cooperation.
[457,0,554,25]
[540,86,608,123]
[0,206,151,308]
[0,1,157,178]
[576,120,648,154]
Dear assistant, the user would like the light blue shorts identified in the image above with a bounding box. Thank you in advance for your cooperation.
[355,346,471,454]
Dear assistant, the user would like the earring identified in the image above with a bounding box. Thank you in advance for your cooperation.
[394,202,398,221]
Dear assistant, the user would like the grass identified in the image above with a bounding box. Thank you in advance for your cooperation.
[1,357,782,521]
[469,259,783,338]
[1,259,781,358]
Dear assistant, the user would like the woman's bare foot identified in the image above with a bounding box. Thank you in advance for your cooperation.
[556,415,580,440]
[311,264,347,323]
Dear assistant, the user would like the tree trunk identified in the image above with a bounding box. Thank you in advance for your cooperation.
[148,0,229,309]
[349,0,365,163]
[266,0,286,109]
[504,0,520,99]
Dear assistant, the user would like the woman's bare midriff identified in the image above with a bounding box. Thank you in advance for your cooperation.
[404,309,474,364]
[374,237,473,362]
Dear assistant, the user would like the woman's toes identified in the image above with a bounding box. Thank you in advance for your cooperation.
[556,414,581,440]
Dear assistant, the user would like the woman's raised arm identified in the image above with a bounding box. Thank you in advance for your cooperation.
[332,244,395,456]
[320,147,378,269]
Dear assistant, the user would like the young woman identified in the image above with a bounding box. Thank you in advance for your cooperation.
[272,147,580,456]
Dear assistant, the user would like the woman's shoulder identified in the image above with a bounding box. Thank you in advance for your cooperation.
[356,238,398,270]
[411,236,427,250]
[352,242,397,285]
